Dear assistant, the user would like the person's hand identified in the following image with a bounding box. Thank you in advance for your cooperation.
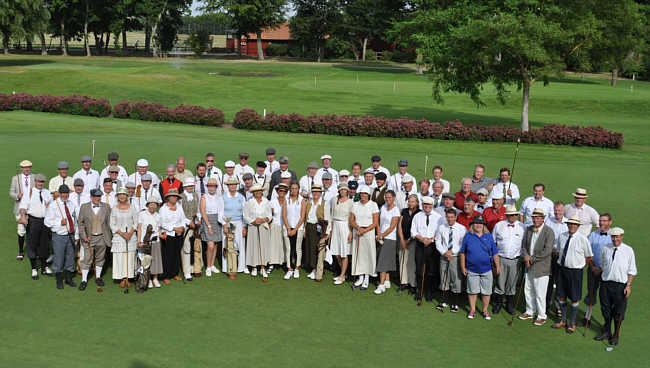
[174,227,183,236]
[624,285,632,298]
[524,255,531,264]
[189,222,195,229]
[400,239,407,249]
[496,265,502,275]
[61,218,67,226]
[592,266,602,276]
[161,233,167,240]
[327,233,331,241]
[19,217,28,225]
[242,227,247,237]
[525,260,531,269]
[208,225,214,236]
[289,229,297,237]
[507,189,512,197]
[375,234,380,242]
[462,268,468,277]
[444,250,452,261]
[17,192,23,200]
[83,237,90,243]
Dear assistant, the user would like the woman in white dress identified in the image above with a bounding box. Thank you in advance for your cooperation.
[349,185,379,290]
[111,188,139,286]
[330,183,353,285]
[282,181,305,279]
[268,183,288,271]
[200,178,224,277]
[137,196,163,288]
[159,188,188,284]
[374,190,401,294]
[243,184,272,278]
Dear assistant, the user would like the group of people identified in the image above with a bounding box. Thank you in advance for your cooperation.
[10,149,637,346]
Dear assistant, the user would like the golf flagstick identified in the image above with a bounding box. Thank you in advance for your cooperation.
[507,266,527,326]
[418,263,426,306]
[505,138,521,203]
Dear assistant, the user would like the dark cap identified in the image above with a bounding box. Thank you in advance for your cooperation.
[256,161,267,168]
[81,155,92,162]
[58,184,70,193]
[107,152,119,161]
[278,156,289,164]
[398,159,408,166]
[371,155,381,162]
[348,181,359,189]
[103,177,112,184]
[57,161,69,170]
[239,152,249,159]
[470,215,485,225]
[73,178,84,187]
[90,189,102,197]
[442,193,456,200]
[375,172,387,180]
[266,147,276,155]
[242,173,254,181]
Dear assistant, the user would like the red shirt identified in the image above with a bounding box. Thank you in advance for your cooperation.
[454,191,478,210]
[457,210,481,230]
[483,206,506,232]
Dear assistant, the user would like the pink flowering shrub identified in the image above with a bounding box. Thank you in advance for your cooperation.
[0,93,111,117]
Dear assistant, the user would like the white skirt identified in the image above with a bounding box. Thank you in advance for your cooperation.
[246,224,271,267]
[112,250,136,279]
[351,229,376,276]
[330,220,351,256]
[268,223,285,265]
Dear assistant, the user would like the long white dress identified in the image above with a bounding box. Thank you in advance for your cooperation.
[111,205,139,279]
[243,197,272,267]
[268,198,286,265]
[329,197,353,256]
[351,200,379,276]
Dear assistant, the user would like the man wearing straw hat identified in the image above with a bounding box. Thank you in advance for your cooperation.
[77,188,112,290]
[492,205,525,314]
[234,152,255,178]
[552,215,593,333]
[9,159,34,261]
[180,177,200,281]
[594,227,637,346]
[565,188,599,237]
[411,196,442,302]
[519,208,555,326]
[44,184,78,289]
[19,173,53,279]
[48,161,75,198]
[73,155,100,197]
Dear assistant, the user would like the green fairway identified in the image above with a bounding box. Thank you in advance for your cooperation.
[0,55,649,148]
[0,111,648,367]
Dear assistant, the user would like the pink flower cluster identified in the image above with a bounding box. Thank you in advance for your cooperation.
[0,93,111,117]
[113,100,225,126]
[233,109,623,149]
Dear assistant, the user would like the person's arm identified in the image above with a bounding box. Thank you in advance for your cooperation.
[625,275,635,298]
[137,222,143,246]
[460,252,467,276]
[371,212,379,232]
[493,254,501,275]
[296,200,306,230]
[435,228,446,255]
[349,213,358,232]
[159,184,164,200]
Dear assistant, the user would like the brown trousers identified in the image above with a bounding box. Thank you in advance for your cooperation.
[80,235,107,269]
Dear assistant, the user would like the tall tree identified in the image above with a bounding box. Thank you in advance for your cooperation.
[0,0,49,55]
[290,0,343,62]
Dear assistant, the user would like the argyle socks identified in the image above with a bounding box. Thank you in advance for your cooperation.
[560,301,568,323]
[570,302,579,325]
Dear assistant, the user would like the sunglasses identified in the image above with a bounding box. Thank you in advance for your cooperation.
[206,160,214,163]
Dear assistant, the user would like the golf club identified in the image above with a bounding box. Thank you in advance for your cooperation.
[351,231,360,290]
[417,263,426,307]
[507,266,527,326]
[608,312,625,350]
[397,246,406,296]
[505,138,521,203]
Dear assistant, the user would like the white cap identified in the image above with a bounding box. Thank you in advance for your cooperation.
[364,168,375,174]
[320,154,332,160]
[183,177,195,187]
[357,185,371,195]
[422,196,434,205]
[609,227,624,236]
[224,160,235,168]
[339,169,350,176]
[492,192,504,200]
[281,171,291,179]
[136,159,149,167]
[402,175,414,184]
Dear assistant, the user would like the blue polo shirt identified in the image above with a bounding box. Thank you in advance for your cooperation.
[461,232,498,274]
[588,230,611,268]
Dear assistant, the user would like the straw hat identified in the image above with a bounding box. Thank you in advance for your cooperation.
[19,160,33,167]
[505,205,519,216]
[276,183,289,191]
[249,183,264,192]
[572,188,588,199]
[609,227,624,236]
[207,178,219,186]
[224,176,239,185]
[165,188,181,199]
[116,187,128,196]
[311,184,323,193]
[565,215,581,225]
[531,208,546,217]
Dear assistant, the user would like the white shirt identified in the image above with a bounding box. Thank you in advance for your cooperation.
[410,210,442,239]
[101,192,116,208]
[234,164,254,179]
[299,175,319,197]
[270,198,285,226]
[429,178,451,194]
[20,173,32,194]
[519,196,554,226]
[19,187,51,218]
[128,171,160,188]
[544,216,568,249]
[100,165,129,185]
[139,186,161,211]
[351,200,379,227]
[366,165,390,177]
[435,222,466,255]
[138,211,161,242]
[314,167,339,186]
[556,231,593,269]
[254,173,269,187]
[306,198,331,225]
[322,186,337,203]
[489,181,520,206]
[206,166,223,181]
[285,196,304,229]
[493,220,525,258]
[474,202,489,214]
[264,160,280,176]
[564,203,599,237]
[379,204,400,240]
[600,243,637,284]
[243,197,272,225]
[44,198,78,237]
[159,204,188,236]
[530,224,544,255]
[388,172,415,193]
[48,176,75,194]
[73,168,100,196]
[203,193,223,215]
[395,189,417,211]
[69,191,90,215]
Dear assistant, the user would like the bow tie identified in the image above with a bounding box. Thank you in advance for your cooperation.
[478,204,484,209]
[93,205,100,208]
[600,231,608,236]
[507,223,515,227]
[533,227,540,233]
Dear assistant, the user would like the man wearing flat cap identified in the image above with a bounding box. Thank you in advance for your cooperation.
[371,172,388,208]
[299,162,320,199]
[264,147,280,176]
[10,160,34,261]
[19,173,53,279]
[395,176,417,210]
[105,166,123,193]
[128,158,160,190]
[70,178,89,211]
[125,182,139,208]
[73,155,100,197]
[368,155,390,177]
[49,161,75,199]
[435,193,460,217]
[254,161,270,197]
[44,184,78,289]
[100,152,128,185]
[138,174,161,211]
[564,187,599,237]
[268,156,297,199]
[320,172,337,202]
[77,188,112,290]
[234,152,255,179]
[388,159,413,194]
[314,154,339,187]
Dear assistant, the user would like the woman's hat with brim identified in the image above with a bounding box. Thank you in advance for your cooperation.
[225,176,239,186]
[207,178,219,186]
[337,183,349,192]
[116,187,128,196]
[250,183,264,192]
[165,188,181,199]
[311,184,323,193]
[146,197,161,206]
[470,215,486,225]
[276,183,289,191]
[572,188,588,199]
[357,185,371,195]
[565,215,582,225]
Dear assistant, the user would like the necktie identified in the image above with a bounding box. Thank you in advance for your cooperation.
[207,170,211,178]
[145,189,148,201]
[434,197,439,207]
[93,205,100,208]
[64,202,74,233]
[39,190,43,203]
[426,214,430,226]
[478,204,484,209]
[105,195,109,205]
[25,176,29,187]
[200,177,205,195]
[448,227,453,250]
[612,247,617,261]
[129,197,133,204]
[77,195,80,207]
[560,235,572,267]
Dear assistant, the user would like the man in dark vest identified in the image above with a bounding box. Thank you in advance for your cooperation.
[159,164,183,200]
[303,185,331,281]
[181,178,200,281]
[372,172,388,208]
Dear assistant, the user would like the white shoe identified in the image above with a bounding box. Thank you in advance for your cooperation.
[384,280,391,289]
[284,271,292,280]
[251,268,258,277]
[293,269,300,278]
[262,270,268,278]
[374,285,386,294]
[268,265,274,273]
[185,273,192,280]
[206,268,212,277]
[44,266,53,275]
[148,280,154,289]
[354,277,363,287]
[243,268,250,274]
[31,269,38,278]
[153,279,161,288]
[211,266,220,274]
[334,279,344,285]
[307,271,316,279]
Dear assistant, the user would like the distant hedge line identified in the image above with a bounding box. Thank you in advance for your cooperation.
[233,109,624,149]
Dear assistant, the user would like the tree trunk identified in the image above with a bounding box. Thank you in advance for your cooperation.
[416,52,423,75]
[237,35,242,56]
[84,0,91,57]
[317,41,321,63]
[122,29,127,54]
[2,33,9,55]
[105,32,110,54]
[94,33,101,55]
[145,25,151,54]
[26,39,33,51]
[361,37,367,61]
[256,31,264,61]
[521,77,531,132]
[40,33,47,55]
[611,67,618,86]
[60,20,68,56]
[151,1,168,58]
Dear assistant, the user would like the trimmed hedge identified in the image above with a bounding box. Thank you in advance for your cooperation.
[0,93,112,117]
[233,109,624,149]
[114,100,225,126]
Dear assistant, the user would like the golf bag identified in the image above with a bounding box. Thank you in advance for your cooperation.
[136,225,154,293]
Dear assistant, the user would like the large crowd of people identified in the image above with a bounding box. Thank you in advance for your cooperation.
[10,149,636,345]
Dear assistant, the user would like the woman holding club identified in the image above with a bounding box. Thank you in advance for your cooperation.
[329,183,353,285]
[349,185,379,290]
[110,187,139,287]
[243,184,272,278]
[397,194,420,294]
[200,178,223,277]
[460,215,501,320]
[374,190,400,294]
[159,188,188,284]
[282,181,306,279]
[268,183,289,273]
[137,196,163,288]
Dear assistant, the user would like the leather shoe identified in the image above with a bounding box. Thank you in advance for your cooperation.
[173,276,182,281]
[163,279,171,285]
[56,273,64,289]
[594,330,611,341]
[95,278,105,286]
[79,281,88,291]
[65,271,76,287]
[609,336,619,346]
[551,321,566,329]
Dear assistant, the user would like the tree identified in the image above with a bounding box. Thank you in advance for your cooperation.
[186,29,212,56]
[290,0,343,62]
[0,0,49,55]
[396,0,603,132]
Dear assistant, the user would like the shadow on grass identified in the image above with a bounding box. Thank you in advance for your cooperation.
[365,104,523,127]
[333,62,415,74]
[547,76,600,85]
[130,360,155,368]
[0,59,54,67]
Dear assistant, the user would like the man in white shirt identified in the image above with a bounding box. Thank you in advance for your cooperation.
[388,160,413,193]
[44,184,78,289]
[594,227,637,346]
[348,162,364,185]
[519,183,554,226]
[263,147,280,176]
[474,188,490,213]
[488,167,520,206]
[128,158,160,191]
[430,165,450,194]
[410,196,442,302]
[19,173,53,279]
[10,160,34,260]
[254,161,270,198]
[552,215,593,333]
[564,187,599,237]
[72,155,100,197]
[338,169,350,185]
[543,201,568,313]
[99,152,128,185]
[492,205,525,314]
[314,154,339,186]
[49,161,75,198]
[139,174,161,211]
[105,166,123,193]
[70,178,90,214]
[434,193,459,217]
[222,160,239,192]
[368,155,390,177]
[321,172,337,203]
[430,181,444,209]
[395,176,417,210]
[195,163,209,197]
[362,168,376,189]
[234,152,255,178]
[304,185,331,280]
[299,162,320,199]
[205,152,223,180]
[435,208,467,312]
[100,178,117,207]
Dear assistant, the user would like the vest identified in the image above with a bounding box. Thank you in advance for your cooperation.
[181,193,199,219]
[306,198,325,224]
[90,209,102,235]
[160,178,182,196]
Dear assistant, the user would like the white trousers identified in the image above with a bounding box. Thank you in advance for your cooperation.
[283,227,304,268]
[524,269,549,320]
[222,221,246,272]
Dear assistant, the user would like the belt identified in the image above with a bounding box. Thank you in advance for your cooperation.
[92,233,103,236]
[28,215,44,219]
[601,280,625,286]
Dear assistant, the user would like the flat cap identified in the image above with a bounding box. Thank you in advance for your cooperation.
[339,169,350,176]
[278,156,289,164]
[402,175,414,184]
[348,181,359,189]
[183,178,195,187]
[107,152,119,161]
[90,188,103,197]
[491,192,504,200]
[58,184,70,193]
[137,158,149,167]
[421,196,434,205]
[357,185,371,195]
[471,215,486,225]
[19,160,32,167]
[375,172,387,180]
[57,161,69,170]
[238,152,249,159]
[109,165,119,173]
[242,173,254,181]
[103,178,112,184]
[125,182,136,189]
[609,227,624,236]
[398,159,408,166]
[371,155,381,162]
[442,193,456,200]
[476,188,489,196]
[322,172,333,180]
[73,178,84,186]
[266,147,276,155]
[320,154,332,160]
[256,161,267,168]
[307,162,319,170]
[81,155,92,162]
[34,173,46,182]
[141,173,152,181]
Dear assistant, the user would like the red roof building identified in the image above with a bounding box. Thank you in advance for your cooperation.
[227,22,292,57]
